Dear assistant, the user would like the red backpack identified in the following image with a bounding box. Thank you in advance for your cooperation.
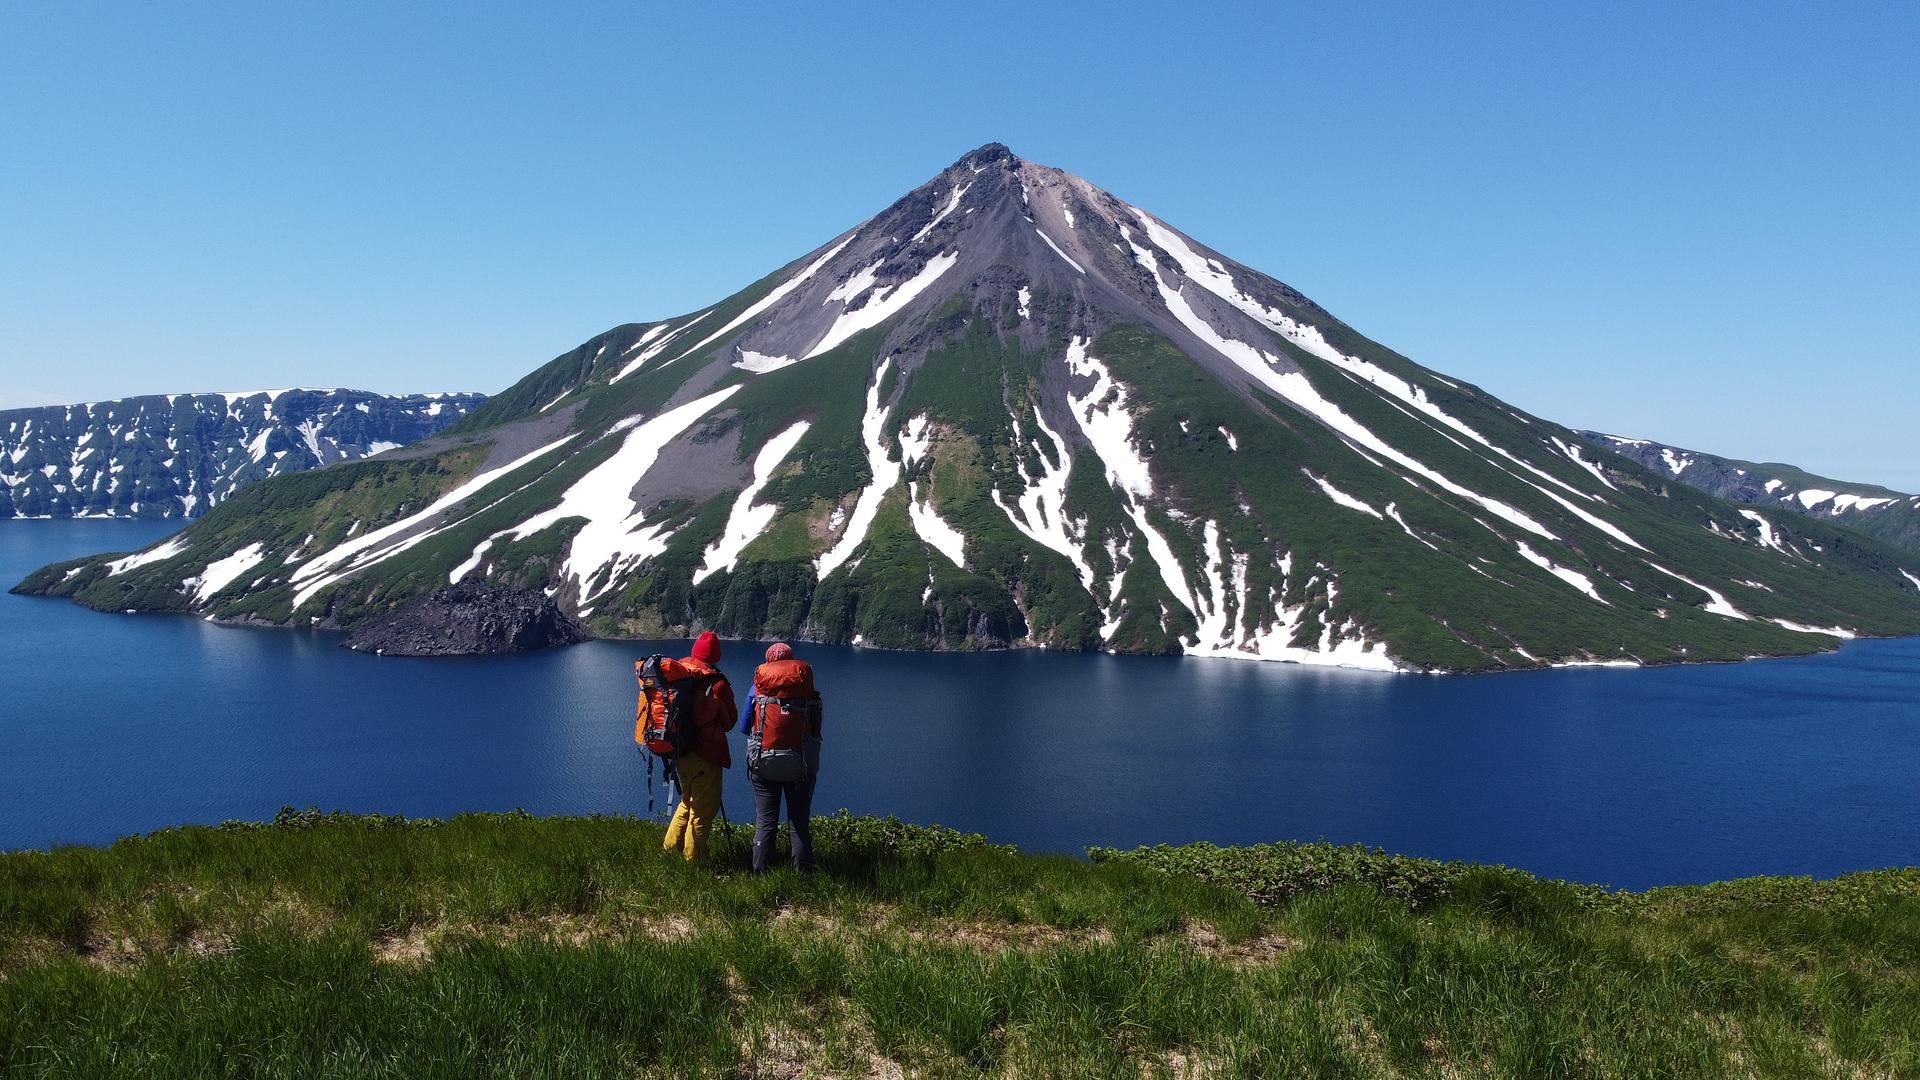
[635,655,719,759]
[748,658,821,782]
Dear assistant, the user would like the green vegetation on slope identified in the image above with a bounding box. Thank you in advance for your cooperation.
[3,811,1916,1078]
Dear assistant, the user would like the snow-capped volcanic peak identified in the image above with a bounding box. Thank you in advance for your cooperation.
[33,144,1920,673]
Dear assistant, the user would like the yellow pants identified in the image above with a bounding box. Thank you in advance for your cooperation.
[663,752,722,862]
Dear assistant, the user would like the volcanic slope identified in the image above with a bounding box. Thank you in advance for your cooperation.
[1582,432,1920,559]
[22,145,1920,670]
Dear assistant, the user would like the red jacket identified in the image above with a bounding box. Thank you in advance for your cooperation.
[678,656,737,769]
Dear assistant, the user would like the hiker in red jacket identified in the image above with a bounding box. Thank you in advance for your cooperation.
[659,631,737,863]
[738,641,822,873]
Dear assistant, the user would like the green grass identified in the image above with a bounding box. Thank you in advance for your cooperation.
[3,811,1916,1078]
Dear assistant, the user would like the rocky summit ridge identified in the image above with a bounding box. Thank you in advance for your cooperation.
[20,144,1920,670]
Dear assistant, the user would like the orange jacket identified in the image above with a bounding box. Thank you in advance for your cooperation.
[677,656,737,769]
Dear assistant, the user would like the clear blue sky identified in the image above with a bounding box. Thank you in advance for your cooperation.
[3,2,1915,488]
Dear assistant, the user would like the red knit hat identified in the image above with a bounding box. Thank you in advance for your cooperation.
[765,642,793,663]
[691,631,722,664]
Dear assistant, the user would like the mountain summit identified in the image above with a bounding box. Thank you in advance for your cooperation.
[22,146,1920,670]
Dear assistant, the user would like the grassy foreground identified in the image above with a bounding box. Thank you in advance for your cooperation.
[2,811,1916,1078]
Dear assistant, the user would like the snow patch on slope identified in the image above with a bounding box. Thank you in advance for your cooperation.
[907,482,966,568]
[805,251,959,360]
[667,235,860,368]
[108,536,190,576]
[1515,541,1606,603]
[614,317,709,383]
[1062,336,1395,669]
[1130,210,1347,363]
[186,542,267,602]
[1737,509,1789,554]
[992,407,1100,612]
[289,433,580,610]
[492,387,745,603]
[1035,229,1085,274]
[910,183,970,244]
[1122,226,1559,543]
[1063,337,1198,628]
[817,361,900,580]
[1770,619,1856,638]
[693,420,812,585]
[733,350,797,374]
[1551,437,1618,491]
[1648,563,1749,621]
[1305,471,1382,519]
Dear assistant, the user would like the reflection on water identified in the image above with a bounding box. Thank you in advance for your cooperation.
[4,519,1918,888]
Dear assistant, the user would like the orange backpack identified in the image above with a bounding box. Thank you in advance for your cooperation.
[748,658,821,781]
[635,655,719,759]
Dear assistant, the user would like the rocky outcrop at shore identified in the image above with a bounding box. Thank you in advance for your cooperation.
[342,581,589,656]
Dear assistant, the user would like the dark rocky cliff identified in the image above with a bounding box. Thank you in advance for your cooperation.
[342,581,589,656]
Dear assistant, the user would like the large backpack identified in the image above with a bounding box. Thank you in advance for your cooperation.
[748,658,822,783]
[635,655,719,760]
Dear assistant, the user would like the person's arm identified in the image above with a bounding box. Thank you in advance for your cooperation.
[714,678,739,735]
[737,687,756,734]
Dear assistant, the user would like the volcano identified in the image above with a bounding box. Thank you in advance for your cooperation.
[23,144,1920,670]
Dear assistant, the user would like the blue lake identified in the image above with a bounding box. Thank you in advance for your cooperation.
[4,519,1918,889]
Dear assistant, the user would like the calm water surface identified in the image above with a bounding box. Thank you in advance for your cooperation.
[4,519,1918,888]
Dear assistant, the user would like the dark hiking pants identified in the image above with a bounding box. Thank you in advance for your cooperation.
[750,772,815,873]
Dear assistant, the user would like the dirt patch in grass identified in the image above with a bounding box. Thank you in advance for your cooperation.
[894,916,1115,953]
[736,1005,908,1080]
[372,912,702,965]
[1149,1046,1233,1079]
[1180,921,1296,966]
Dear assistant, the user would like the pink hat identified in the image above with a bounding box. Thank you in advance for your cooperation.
[765,642,794,663]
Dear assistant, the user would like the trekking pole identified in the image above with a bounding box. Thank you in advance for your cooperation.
[716,801,737,869]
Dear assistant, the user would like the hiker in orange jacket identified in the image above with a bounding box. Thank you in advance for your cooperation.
[738,641,822,873]
[661,631,737,863]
